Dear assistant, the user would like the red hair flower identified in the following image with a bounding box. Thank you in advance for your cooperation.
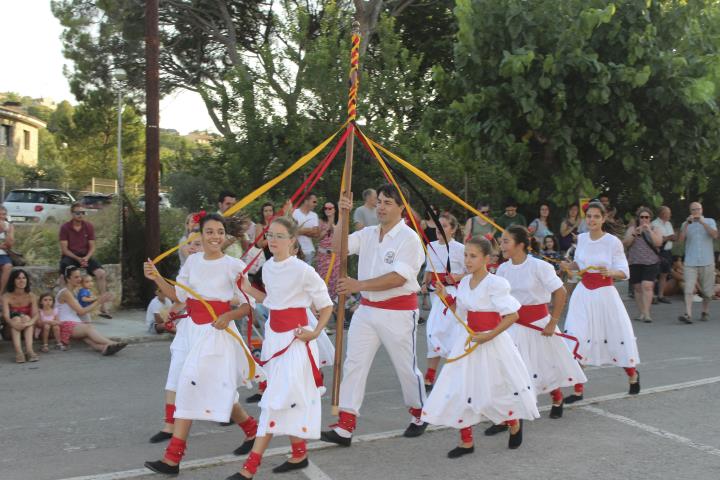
[192,210,207,224]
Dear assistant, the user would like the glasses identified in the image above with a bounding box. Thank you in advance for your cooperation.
[265,232,290,240]
[72,211,86,216]
[480,210,489,214]
[691,207,702,211]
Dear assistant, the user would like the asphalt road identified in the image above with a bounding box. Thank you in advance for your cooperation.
[2,296,719,480]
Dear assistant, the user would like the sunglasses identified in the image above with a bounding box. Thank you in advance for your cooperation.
[72,211,86,216]
[480,210,490,214]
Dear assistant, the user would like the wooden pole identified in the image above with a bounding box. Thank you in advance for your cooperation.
[144,0,161,260]
[331,22,361,415]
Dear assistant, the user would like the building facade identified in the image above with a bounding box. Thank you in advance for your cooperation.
[0,104,47,167]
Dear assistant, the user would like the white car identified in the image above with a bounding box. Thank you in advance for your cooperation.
[138,192,172,210]
[4,188,76,223]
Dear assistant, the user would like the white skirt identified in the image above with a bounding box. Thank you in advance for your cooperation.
[257,324,323,439]
[306,308,335,369]
[426,288,465,359]
[509,316,587,394]
[563,284,640,368]
[174,319,262,422]
[422,330,540,428]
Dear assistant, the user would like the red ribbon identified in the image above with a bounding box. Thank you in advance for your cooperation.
[513,303,583,360]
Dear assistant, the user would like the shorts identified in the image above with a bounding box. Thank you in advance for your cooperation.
[629,263,660,285]
[684,265,715,298]
[59,321,81,345]
[59,256,104,276]
[0,255,12,266]
[659,250,673,274]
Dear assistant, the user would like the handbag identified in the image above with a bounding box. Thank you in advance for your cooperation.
[6,248,26,267]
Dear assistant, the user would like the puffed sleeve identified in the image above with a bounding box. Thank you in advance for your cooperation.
[489,276,521,316]
[391,231,425,281]
[303,264,333,310]
[174,254,192,302]
[537,258,564,293]
[610,236,630,280]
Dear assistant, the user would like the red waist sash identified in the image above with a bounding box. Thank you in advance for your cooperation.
[360,294,418,311]
[467,311,501,332]
[269,308,308,332]
[517,304,550,326]
[430,273,456,288]
[185,298,231,325]
[581,272,613,290]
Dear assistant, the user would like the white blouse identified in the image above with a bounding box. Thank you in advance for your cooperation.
[574,233,629,279]
[455,273,520,316]
[497,256,563,305]
[261,256,333,311]
[175,253,247,302]
[425,240,465,274]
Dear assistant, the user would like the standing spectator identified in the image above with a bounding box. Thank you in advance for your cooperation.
[541,235,563,273]
[293,194,320,266]
[2,269,38,363]
[217,191,237,215]
[652,206,675,303]
[623,207,663,323]
[528,204,553,244]
[599,194,611,210]
[217,191,247,258]
[495,198,527,237]
[353,188,378,230]
[178,213,200,267]
[463,202,496,241]
[59,203,111,318]
[559,204,581,253]
[316,201,339,298]
[0,206,15,294]
[421,206,439,244]
[256,202,275,258]
[678,202,718,323]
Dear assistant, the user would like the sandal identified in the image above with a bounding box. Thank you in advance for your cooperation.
[28,352,39,362]
[98,312,113,319]
[15,353,26,364]
[41,344,50,353]
[56,343,66,351]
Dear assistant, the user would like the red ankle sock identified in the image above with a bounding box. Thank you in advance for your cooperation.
[330,411,357,433]
[291,440,307,459]
[424,368,436,384]
[164,403,176,425]
[460,427,473,444]
[164,437,186,464]
[242,451,262,475]
[409,407,422,422]
[505,419,519,427]
[258,380,267,393]
[574,383,584,394]
[550,388,563,404]
[624,367,637,378]
[238,416,258,438]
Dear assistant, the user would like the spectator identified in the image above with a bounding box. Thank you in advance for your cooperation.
[77,274,97,323]
[217,190,237,215]
[316,201,339,298]
[256,202,275,259]
[216,192,248,258]
[623,207,663,323]
[292,194,320,265]
[353,188,378,230]
[541,235,563,273]
[178,213,200,267]
[652,206,675,303]
[36,293,63,352]
[145,288,175,334]
[678,202,718,323]
[559,204,581,253]
[59,202,111,318]
[56,266,124,355]
[421,206,439,244]
[495,198,527,237]
[463,202,496,241]
[2,269,38,363]
[0,205,15,293]
[599,194,611,210]
[528,204,553,244]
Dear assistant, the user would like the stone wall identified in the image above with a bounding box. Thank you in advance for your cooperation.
[21,264,122,309]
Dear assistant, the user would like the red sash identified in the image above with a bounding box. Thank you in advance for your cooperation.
[360,294,418,310]
[517,304,550,326]
[581,272,613,290]
[467,311,501,332]
[255,308,323,388]
[430,273,456,288]
[185,298,231,325]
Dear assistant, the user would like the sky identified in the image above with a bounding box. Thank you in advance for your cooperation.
[0,1,217,135]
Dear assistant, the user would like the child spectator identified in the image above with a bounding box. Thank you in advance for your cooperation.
[77,275,97,323]
[541,235,564,273]
[36,293,64,352]
[145,288,175,334]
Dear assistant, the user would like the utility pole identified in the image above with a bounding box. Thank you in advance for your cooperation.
[145,0,160,260]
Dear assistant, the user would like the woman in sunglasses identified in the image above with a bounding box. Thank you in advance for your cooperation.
[463,202,496,242]
[623,207,663,323]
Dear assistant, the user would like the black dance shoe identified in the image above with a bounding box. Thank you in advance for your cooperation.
[549,402,564,419]
[563,394,584,404]
[233,437,256,456]
[148,431,173,443]
[225,473,252,480]
[483,424,508,436]
[144,459,179,475]
[320,430,352,446]
[508,420,523,449]
[403,422,428,438]
[272,458,309,473]
[629,371,641,395]
[447,445,474,458]
[425,383,434,393]
[245,393,263,403]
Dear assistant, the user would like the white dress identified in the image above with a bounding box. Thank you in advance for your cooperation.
[497,257,587,394]
[258,256,333,439]
[171,253,261,422]
[425,240,466,359]
[563,233,640,368]
[422,274,540,428]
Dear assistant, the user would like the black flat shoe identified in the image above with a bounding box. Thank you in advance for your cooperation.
[403,422,428,438]
[272,458,309,473]
[679,314,693,324]
[219,421,234,427]
[447,445,474,458]
[320,430,352,446]
[424,383,433,393]
[225,473,252,480]
[549,402,564,419]
[144,459,179,475]
[245,393,263,403]
[508,420,523,449]
[103,342,127,356]
[233,437,256,455]
[483,424,508,436]
[149,431,173,443]
[629,371,641,395]
[563,394,584,404]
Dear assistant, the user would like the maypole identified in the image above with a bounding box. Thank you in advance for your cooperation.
[331,21,361,415]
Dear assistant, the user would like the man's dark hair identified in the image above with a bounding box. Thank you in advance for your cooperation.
[504,198,518,208]
[70,202,83,211]
[217,191,236,204]
[376,183,410,208]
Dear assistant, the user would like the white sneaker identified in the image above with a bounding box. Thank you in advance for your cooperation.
[693,294,703,303]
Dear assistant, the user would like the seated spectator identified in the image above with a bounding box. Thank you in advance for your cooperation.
[662,256,686,297]
[495,198,527,237]
[145,288,175,334]
[56,266,125,355]
[36,293,63,352]
[59,203,112,318]
[528,204,553,244]
[2,269,38,363]
[77,274,97,323]
[0,206,15,294]
[541,235,563,273]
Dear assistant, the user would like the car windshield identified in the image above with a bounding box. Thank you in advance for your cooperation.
[5,191,47,203]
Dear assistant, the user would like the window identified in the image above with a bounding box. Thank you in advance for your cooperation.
[0,125,10,146]
[23,130,30,150]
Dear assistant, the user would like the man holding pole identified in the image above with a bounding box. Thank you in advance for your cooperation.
[321,183,427,446]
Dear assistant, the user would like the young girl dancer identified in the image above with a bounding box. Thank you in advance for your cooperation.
[143,213,261,475]
[496,226,586,422]
[422,237,539,458]
[37,293,63,352]
[421,213,465,391]
[561,202,640,403]
[230,217,333,479]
